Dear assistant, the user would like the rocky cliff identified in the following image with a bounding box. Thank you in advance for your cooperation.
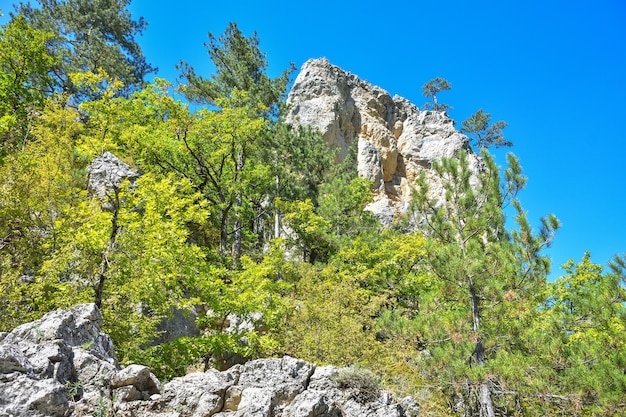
[286,58,482,225]
[0,304,418,417]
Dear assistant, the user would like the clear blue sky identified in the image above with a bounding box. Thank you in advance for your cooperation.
[2,0,625,278]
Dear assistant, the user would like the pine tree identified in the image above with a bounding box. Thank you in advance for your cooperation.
[411,149,559,416]
[118,83,269,262]
[461,109,512,149]
[14,0,154,97]
[422,77,452,111]
[178,21,294,117]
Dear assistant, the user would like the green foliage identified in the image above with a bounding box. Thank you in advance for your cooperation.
[276,262,385,366]
[318,177,377,241]
[175,22,304,260]
[262,123,334,252]
[0,96,88,327]
[525,253,626,415]
[278,176,377,263]
[30,172,211,361]
[461,109,512,149]
[278,198,334,263]
[408,148,560,415]
[136,243,289,379]
[0,15,55,160]
[330,230,429,306]
[0,18,624,416]
[178,22,294,116]
[265,122,334,206]
[93,397,110,417]
[273,229,435,407]
[74,76,272,261]
[0,79,216,351]
[134,89,269,259]
[100,175,209,350]
[422,77,451,111]
[14,0,154,97]
[65,380,83,401]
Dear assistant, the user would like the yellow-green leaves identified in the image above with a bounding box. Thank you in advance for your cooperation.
[278,198,333,262]
[532,253,626,413]
[277,262,384,366]
[120,87,270,258]
[0,98,87,327]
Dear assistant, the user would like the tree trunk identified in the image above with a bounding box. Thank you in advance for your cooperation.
[274,174,281,239]
[220,210,229,257]
[479,382,496,417]
[95,191,120,309]
[232,191,242,268]
[468,276,496,417]
[231,149,245,268]
[469,277,485,365]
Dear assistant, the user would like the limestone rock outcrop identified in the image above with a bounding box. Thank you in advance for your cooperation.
[0,304,418,417]
[0,304,119,417]
[88,151,139,211]
[286,58,482,225]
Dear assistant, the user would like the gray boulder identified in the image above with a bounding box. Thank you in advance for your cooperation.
[0,304,119,417]
[0,305,418,416]
[87,151,139,210]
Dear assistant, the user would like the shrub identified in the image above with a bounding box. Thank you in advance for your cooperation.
[332,366,381,403]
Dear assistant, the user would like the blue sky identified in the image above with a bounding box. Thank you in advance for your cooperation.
[2,0,625,278]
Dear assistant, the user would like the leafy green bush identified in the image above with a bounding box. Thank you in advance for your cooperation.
[274,262,384,366]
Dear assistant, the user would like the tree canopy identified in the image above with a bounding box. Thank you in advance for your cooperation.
[0,15,55,160]
[13,0,154,97]
[461,109,513,149]
[177,21,294,117]
[422,77,451,111]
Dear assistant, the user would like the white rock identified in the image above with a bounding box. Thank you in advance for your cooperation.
[87,151,139,210]
[287,58,482,225]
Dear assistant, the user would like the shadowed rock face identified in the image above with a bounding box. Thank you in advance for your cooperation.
[0,304,418,417]
[286,58,482,225]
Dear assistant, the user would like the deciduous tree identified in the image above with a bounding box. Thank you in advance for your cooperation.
[121,84,269,263]
[0,96,87,328]
[530,253,626,415]
[0,15,55,160]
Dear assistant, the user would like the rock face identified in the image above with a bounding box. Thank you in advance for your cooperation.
[286,58,482,225]
[88,151,139,211]
[0,304,418,417]
[0,304,118,417]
